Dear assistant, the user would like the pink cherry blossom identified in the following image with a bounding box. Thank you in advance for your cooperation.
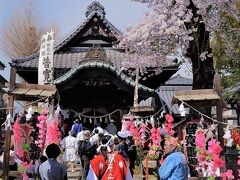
[119,0,238,68]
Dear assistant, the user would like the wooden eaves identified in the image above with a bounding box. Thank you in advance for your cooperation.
[7,83,56,101]
[173,89,220,107]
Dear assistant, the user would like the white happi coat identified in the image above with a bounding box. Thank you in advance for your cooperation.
[61,134,77,162]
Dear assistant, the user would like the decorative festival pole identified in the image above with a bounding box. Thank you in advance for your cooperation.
[133,67,139,107]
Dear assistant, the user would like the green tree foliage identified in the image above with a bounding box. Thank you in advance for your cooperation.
[212,2,240,89]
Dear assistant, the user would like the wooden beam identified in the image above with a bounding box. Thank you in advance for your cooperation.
[2,67,16,180]
[14,83,56,91]
[130,106,154,113]
[182,100,218,108]
[214,74,224,148]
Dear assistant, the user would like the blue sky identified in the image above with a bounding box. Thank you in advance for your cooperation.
[0,0,192,81]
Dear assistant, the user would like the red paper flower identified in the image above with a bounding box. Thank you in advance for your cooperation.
[231,129,240,145]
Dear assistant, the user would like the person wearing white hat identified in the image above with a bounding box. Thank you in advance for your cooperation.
[116,131,129,159]
[105,119,117,135]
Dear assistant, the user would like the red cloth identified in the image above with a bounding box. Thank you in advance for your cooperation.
[102,153,128,180]
[90,154,107,179]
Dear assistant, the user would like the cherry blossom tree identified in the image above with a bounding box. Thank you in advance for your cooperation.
[120,0,239,89]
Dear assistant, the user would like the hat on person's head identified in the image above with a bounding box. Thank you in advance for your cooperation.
[82,130,91,140]
[69,131,74,136]
[18,111,24,117]
[96,127,104,134]
[74,117,80,123]
[117,131,128,139]
[125,130,132,137]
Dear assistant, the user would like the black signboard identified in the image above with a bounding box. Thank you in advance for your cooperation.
[225,147,240,179]
[184,121,208,166]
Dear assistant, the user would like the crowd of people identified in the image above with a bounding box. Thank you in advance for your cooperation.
[0,112,190,180]
[58,117,137,180]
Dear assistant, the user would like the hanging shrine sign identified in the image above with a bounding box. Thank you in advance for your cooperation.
[38,30,54,85]
[183,120,208,166]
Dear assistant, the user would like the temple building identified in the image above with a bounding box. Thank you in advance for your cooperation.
[9,2,179,129]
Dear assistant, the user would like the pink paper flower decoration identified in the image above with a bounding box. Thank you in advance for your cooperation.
[45,117,61,146]
[22,173,29,180]
[165,114,174,123]
[208,139,222,154]
[237,157,240,165]
[195,129,205,148]
[221,170,234,180]
[13,118,24,157]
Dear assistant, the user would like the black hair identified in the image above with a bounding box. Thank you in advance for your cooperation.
[100,146,107,152]
[40,155,47,163]
[45,143,60,159]
[98,133,104,138]
[94,129,99,134]
[101,137,109,145]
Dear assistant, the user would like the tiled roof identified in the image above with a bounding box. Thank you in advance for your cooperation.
[139,78,193,114]
[12,49,175,69]
[165,74,192,85]
[55,12,121,52]
[158,86,192,114]
[54,60,154,94]
[0,61,5,70]
[156,75,192,114]
[0,75,7,88]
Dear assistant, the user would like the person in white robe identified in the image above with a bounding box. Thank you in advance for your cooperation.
[60,131,78,172]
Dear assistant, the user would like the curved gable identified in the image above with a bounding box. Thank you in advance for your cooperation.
[54,60,154,97]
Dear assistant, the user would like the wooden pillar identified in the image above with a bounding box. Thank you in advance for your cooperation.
[214,74,224,147]
[2,67,16,180]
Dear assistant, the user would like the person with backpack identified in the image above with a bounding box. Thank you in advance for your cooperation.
[71,118,82,137]
[78,130,97,180]
[127,135,137,176]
